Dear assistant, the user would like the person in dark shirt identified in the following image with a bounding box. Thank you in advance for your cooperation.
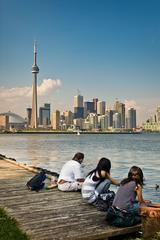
[107,166,160,227]
[112,166,149,212]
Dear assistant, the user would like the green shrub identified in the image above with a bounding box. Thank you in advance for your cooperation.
[0,208,30,240]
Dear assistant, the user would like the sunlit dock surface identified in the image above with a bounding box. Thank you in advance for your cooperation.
[0,158,141,240]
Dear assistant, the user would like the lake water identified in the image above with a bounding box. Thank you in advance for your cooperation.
[0,133,159,203]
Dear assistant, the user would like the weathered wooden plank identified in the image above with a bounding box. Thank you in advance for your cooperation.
[23,223,140,240]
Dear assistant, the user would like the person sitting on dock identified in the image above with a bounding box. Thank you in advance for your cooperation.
[58,152,85,192]
[106,166,160,227]
[81,158,120,211]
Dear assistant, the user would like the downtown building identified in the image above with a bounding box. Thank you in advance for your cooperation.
[143,106,160,131]
[114,100,125,128]
[97,101,106,116]
[0,114,9,130]
[87,113,98,130]
[84,101,94,118]
[0,112,25,131]
[39,103,51,127]
[63,111,74,127]
[74,95,84,119]
[51,110,60,130]
[125,108,136,129]
[113,112,121,129]
[99,114,109,130]
[105,109,114,128]
[26,108,32,127]
[93,98,98,113]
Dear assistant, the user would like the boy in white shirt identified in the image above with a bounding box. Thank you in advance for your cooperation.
[58,152,85,192]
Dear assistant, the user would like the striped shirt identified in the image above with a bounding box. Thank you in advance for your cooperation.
[81,173,101,203]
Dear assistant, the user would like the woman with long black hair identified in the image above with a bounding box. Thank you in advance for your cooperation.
[82,158,120,210]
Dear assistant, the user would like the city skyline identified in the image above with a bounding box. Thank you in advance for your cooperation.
[1,0,160,124]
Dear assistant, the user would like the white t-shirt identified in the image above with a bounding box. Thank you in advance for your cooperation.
[58,160,84,182]
[82,172,101,199]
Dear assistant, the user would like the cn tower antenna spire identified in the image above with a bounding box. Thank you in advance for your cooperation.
[34,41,37,65]
[34,40,36,52]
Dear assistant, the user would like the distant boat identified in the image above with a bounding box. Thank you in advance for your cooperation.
[77,130,80,135]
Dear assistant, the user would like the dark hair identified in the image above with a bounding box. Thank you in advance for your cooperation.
[72,152,84,161]
[87,158,111,178]
[121,166,144,186]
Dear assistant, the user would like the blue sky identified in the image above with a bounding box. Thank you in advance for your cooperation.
[0,0,160,124]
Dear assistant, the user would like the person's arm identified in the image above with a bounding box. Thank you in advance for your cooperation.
[102,171,120,186]
[135,184,145,204]
[74,164,85,182]
[136,184,152,205]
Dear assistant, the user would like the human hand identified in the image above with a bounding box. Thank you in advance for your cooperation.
[144,200,152,206]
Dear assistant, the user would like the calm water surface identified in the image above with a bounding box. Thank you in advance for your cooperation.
[0,133,159,202]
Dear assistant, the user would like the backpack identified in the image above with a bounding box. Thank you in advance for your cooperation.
[106,206,141,227]
[26,170,46,192]
[93,190,115,211]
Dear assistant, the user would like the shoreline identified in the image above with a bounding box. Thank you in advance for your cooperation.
[0,130,143,134]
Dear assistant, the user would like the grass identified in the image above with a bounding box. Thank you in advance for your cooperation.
[0,208,30,240]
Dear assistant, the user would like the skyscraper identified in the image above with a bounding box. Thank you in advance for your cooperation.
[52,110,60,130]
[31,42,39,128]
[26,107,32,127]
[84,101,94,118]
[114,100,125,128]
[106,109,114,127]
[100,115,108,130]
[97,101,106,115]
[93,98,98,113]
[63,111,73,126]
[74,95,84,119]
[89,113,98,129]
[113,112,121,128]
[126,108,136,129]
[39,103,50,126]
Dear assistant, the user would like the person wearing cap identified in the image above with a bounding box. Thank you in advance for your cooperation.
[58,152,85,192]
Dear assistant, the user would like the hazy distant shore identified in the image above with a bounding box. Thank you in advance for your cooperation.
[0,130,143,134]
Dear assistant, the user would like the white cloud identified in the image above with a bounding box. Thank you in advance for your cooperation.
[38,79,61,96]
[0,86,31,98]
[0,79,62,116]
[0,79,61,99]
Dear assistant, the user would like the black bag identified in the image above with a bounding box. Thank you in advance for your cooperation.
[106,206,141,227]
[26,170,46,192]
[93,190,115,211]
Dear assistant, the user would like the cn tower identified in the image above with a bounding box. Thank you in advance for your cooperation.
[31,42,39,128]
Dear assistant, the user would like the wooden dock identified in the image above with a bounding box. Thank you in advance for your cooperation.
[0,158,141,240]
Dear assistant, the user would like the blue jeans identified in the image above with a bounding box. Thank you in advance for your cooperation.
[95,179,111,195]
[127,202,140,215]
[88,179,111,204]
